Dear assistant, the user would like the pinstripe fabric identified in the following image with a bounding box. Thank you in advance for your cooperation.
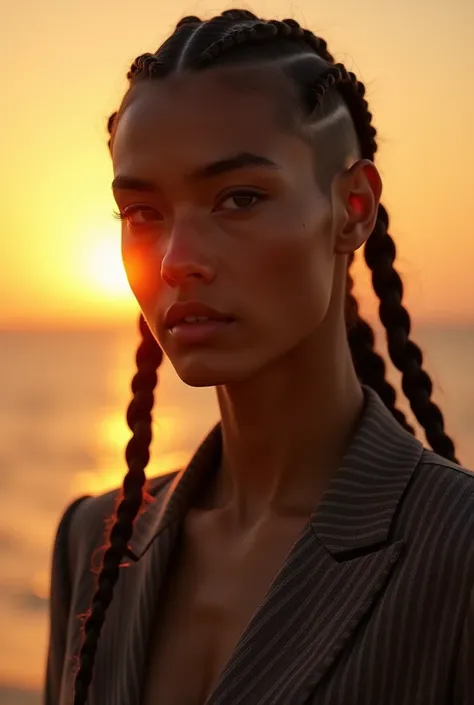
[44,386,474,705]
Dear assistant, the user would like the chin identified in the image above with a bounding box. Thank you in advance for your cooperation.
[169,350,258,388]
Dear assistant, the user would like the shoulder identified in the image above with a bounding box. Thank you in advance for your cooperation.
[403,448,474,523]
[64,470,179,571]
[69,469,178,529]
[413,448,474,503]
[397,449,474,574]
[71,469,178,523]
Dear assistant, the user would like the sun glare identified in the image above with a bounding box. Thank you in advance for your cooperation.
[81,229,130,298]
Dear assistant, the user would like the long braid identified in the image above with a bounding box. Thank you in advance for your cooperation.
[73,314,163,704]
[346,254,415,434]
[364,206,458,461]
[76,11,459,703]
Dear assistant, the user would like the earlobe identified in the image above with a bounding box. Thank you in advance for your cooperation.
[334,160,382,255]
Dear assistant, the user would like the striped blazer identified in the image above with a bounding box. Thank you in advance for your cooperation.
[44,386,474,705]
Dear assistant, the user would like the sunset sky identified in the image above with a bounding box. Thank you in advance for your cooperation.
[3,0,474,329]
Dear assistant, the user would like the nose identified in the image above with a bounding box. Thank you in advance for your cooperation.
[161,221,216,287]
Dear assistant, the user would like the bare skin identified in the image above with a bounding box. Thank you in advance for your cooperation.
[112,64,382,703]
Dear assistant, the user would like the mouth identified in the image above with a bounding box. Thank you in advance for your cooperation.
[168,317,235,344]
[164,302,236,345]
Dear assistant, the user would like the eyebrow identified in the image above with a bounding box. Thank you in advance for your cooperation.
[111,152,281,192]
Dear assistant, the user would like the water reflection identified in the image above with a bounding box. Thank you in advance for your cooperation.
[0,327,220,691]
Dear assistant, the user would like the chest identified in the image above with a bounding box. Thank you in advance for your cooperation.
[142,513,308,705]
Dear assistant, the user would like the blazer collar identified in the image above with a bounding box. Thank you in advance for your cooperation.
[127,385,424,561]
[311,385,423,555]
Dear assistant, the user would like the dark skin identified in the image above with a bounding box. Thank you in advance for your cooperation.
[111,65,382,703]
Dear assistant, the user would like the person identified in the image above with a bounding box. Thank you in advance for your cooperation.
[44,9,474,705]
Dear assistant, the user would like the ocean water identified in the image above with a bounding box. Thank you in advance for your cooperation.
[0,323,473,703]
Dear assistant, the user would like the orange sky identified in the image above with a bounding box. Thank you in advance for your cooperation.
[2,0,474,329]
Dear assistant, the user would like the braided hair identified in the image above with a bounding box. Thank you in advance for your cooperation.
[73,10,458,703]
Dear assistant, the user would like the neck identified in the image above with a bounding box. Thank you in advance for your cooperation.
[210,316,364,528]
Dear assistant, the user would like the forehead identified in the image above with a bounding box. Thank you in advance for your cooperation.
[111,67,302,175]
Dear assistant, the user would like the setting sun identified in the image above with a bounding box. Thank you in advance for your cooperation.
[81,229,130,298]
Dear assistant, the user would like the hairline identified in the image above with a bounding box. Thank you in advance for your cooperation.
[110,57,360,194]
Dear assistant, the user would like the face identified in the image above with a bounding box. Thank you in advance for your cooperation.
[111,67,364,387]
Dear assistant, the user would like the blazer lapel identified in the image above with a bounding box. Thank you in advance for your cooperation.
[206,528,404,705]
[206,388,424,705]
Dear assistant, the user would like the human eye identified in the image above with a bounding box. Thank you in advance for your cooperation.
[112,204,163,229]
[215,189,267,212]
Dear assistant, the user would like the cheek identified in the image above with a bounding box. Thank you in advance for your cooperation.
[245,213,335,329]
[121,240,163,312]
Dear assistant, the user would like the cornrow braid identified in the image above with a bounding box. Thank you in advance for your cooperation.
[175,15,202,29]
[220,9,258,21]
[73,315,163,705]
[280,18,336,64]
[127,52,165,81]
[196,18,330,68]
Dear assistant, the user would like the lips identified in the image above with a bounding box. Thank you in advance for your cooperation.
[164,301,234,330]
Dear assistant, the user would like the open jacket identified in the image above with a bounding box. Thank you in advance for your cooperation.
[44,387,474,705]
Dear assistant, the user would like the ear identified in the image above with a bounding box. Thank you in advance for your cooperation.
[332,160,382,255]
